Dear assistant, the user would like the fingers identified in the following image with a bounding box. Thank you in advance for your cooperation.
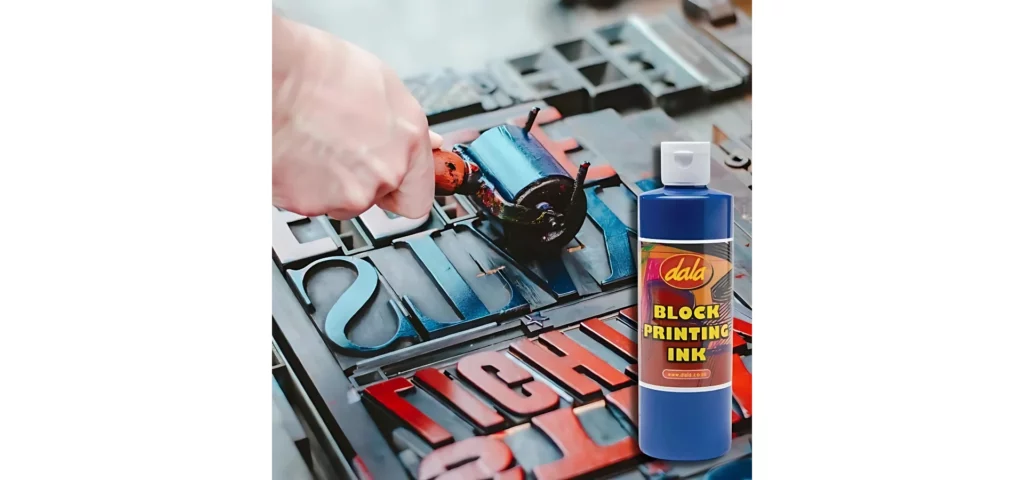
[375,191,424,220]
[324,207,363,221]
[324,167,377,221]
[375,136,433,218]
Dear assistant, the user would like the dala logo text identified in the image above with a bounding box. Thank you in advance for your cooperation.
[659,254,713,290]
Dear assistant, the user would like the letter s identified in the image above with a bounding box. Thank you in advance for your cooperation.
[288,256,418,356]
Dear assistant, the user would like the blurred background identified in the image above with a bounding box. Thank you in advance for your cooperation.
[274,0,751,78]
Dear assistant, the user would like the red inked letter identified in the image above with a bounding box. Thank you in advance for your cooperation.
[364,377,452,447]
[734,317,752,335]
[510,331,630,399]
[619,306,638,325]
[530,407,640,480]
[732,354,752,416]
[604,384,637,426]
[457,351,559,417]
[732,411,742,438]
[581,318,637,361]
[493,467,525,480]
[353,456,373,480]
[642,461,669,477]
[509,106,564,127]
[417,436,523,480]
[415,367,505,431]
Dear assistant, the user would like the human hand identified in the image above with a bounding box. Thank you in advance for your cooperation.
[272,15,443,220]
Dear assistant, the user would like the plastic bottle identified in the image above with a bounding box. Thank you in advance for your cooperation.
[638,141,734,461]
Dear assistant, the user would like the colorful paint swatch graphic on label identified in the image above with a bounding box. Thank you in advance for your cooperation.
[639,241,733,390]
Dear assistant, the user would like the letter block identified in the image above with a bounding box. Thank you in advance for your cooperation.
[288,256,419,357]
[530,407,641,480]
[364,377,454,447]
[510,331,631,401]
[457,351,560,418]
[417,436,525,480]
[414,367,505,433]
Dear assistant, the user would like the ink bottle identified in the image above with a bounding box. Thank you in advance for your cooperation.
[638,141,734,461]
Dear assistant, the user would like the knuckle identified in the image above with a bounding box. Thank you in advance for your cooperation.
[286,198,323,217]
[411,111,428,132]
[384,175,402,192]
[414,118,429,139]
[348,187,375,212]
[397,112,428,139]
[331,212,354,221]
[378,168,404,191]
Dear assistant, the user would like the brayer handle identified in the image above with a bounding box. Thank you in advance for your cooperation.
[433,149,480,196]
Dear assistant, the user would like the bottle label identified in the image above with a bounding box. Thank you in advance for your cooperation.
[638,238,733,391]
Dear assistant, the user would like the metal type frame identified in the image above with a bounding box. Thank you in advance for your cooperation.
[273,340,358,480]
[273,261,409,480]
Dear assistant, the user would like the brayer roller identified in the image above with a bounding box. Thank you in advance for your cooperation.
[433,107,589,253]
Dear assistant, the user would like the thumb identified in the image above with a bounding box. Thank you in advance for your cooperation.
[429,130,443,149]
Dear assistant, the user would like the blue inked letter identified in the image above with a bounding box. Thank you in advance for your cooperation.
[396,234,491,338]
[585,187,637,284]
[288,256,418,355]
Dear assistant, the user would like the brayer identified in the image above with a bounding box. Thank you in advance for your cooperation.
[433,107,589,254]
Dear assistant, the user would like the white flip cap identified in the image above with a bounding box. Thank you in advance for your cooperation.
[660,141,711,186]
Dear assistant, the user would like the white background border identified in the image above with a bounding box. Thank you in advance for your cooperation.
[2,0,1023,477]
